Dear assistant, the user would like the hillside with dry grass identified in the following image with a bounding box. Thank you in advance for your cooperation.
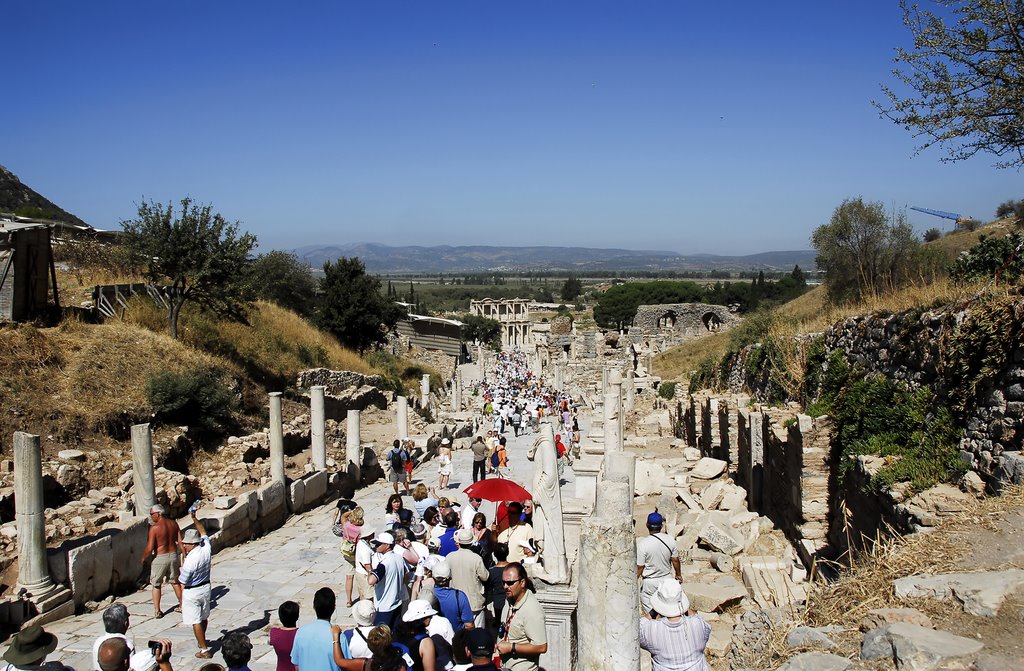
[653,217,1019,383]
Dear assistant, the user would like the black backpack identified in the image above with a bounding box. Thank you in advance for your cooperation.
[390,449,406,472]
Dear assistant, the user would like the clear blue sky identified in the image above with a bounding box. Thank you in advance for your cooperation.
[3,1,1020,256]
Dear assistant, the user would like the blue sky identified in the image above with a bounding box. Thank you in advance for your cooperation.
[3,1,1020,256]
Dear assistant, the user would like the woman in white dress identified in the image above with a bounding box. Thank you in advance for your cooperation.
[437,438,453,489]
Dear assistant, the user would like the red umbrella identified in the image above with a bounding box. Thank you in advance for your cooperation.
[463,478,531,503]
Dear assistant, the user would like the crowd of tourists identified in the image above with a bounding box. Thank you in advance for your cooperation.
[5,347,712,671]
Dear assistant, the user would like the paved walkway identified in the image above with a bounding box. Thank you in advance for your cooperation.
[46,365,567,671]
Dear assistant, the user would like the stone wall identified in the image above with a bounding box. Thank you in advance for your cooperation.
[295,369,387,394]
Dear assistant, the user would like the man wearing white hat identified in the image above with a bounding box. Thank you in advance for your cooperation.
[447,528,490,628]
[640,581,711,671]
[331,600,376,660]
[367,531,419,628]
[178,508,213,659]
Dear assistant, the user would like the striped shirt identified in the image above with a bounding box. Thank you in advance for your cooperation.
[179,536,211,588]
[639,615,712,671]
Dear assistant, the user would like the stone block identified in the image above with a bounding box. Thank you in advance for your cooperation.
[699,480,728,510]
[860,622,983,668]
[108,518,149,593]
[690,457,728,480]
[241,490,259,522]
[289,478,306,513]
[893,569,1024,617]
[698,520,744,555]
[675,512,709,552]
[67,536,113,607]
[634,461,667,496]
[705,621,733,658]
[257,480,288,532]
[718,485,747,511]
[786,626,835,649]
[681,576,747,612]
[205,501,252,553]
[776,652,851,671]
[676,487,703,512]
[302,470,329,507]
[213,495,236,510]
[859,608,933,632]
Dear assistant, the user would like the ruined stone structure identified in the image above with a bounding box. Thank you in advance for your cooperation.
[470,297,531,348]
[626,302,739,355]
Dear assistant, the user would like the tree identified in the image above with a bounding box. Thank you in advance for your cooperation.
[122,197,257,339]
[249,250,317,316]
[877,0,1024,168]
[459,313,501,349]
[811,197,920,302]
[315,257,405,353]
[560,274,583,301]
[924,227,943,242]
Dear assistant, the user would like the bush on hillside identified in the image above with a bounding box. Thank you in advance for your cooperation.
[949,232,1024,284]
[146,368,238,435]
[658,381,676,400]
[923,227,942,242]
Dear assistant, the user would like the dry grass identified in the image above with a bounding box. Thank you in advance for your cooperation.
[0,320,225,447]
[803,485,1024,629]
[652,330,733,381]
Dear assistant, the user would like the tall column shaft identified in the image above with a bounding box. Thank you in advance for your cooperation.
[14,432,55,594]
[131,423,156,515]
[269,392,286,484]
[346,409,361,463]
[420,374,430,409]
[311,386,326,470]
[625,369,635,411]
[396,396,409,440]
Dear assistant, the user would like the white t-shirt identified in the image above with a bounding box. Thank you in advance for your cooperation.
[355,539,374,576]
[92,633,136,671]
[637,533,678,580]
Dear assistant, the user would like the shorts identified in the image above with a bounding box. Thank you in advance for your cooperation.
[181,583,212,625]
[389,469,402,483]
[150,552,180,588]
[352,572,373,600]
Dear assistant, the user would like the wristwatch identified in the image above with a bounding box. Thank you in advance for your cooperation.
[511,642,517,656]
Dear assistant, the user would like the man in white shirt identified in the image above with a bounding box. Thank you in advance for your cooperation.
[352,526,377,607]
[636,511,681,614]
[461,498,483,529]
[92,603,135,671]
[178,510,213,659]
[367,532,419,629]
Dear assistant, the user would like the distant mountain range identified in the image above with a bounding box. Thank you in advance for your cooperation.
[293,242,817,274]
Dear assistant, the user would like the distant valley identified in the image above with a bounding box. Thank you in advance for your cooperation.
[292,242,817,274]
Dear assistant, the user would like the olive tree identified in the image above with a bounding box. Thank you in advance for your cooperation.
[122,198,257,339]
[315,256,405,354]
[877,0,1024,168]
[812,198,920,302]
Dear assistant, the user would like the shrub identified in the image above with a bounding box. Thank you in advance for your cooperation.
[146,368,238,435]
[949,232,1024,284]
[658,382,677,400]
[297,343,329,367]
[923,227,942,242]
[995,199,1020,219]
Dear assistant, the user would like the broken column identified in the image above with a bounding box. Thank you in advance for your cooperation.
[396,395,409,440]
[625,369,635,411]
[130,423,156,515]
[454,371,463,411]
[554,365,564,391]
[269,392,286,485]
[310,386,327,470]
[577,478,640,671]
[602,370,623,476]
[420,374,430,409]
[14,432,62,604]
[605,451,636,517]
[601,367,609,397]
[346,409,361,480]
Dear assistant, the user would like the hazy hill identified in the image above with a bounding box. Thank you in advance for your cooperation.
[0,164,89,227]
[294,242,817,274]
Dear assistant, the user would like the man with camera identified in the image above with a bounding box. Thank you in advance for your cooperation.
[97,637,173,671]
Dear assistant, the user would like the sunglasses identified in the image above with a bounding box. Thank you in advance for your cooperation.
[502,579,523,586]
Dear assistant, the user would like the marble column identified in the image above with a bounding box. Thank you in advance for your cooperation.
[554,365,564,391]
[453,372,463,411]
[14,432,59,599]
[420,374,430,409]
[396,395,409,440]
[625,369,635,412]
[310,386,326,470]
[346,409,361,479]
[577,479,639,671]
[269,392,286,485]
[601,367,609,396]
[605,451,636,516]
[130,423,156,515]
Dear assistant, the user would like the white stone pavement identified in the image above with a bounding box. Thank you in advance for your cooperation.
[45,395,564,670]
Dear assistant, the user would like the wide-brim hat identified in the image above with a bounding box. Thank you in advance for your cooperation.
[352,600,376,626]
[4,624,58,666]
[182,529,202,545]
[455,528,474,545]
[360,525,377,538]
[650,580,689,618]
[402,599,437,622]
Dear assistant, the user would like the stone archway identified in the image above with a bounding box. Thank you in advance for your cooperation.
[657,311,678,329]
[702,312,722,331]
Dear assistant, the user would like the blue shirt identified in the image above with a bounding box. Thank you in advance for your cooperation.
[435,586,473,631]
[291,619,341,671]
[439,528,458,556]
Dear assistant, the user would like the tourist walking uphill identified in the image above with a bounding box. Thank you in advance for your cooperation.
[179,508,214,659]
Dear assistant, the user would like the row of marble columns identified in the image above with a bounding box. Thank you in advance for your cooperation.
[575,365,640,671]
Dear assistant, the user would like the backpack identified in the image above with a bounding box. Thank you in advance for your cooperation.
[390,449,406,472]
[490,450,500,468]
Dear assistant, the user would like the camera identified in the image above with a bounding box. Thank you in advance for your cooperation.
[148,641,161,653]
[497,624,506,639]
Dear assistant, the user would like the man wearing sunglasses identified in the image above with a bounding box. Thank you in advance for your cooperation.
[495,563,546,671]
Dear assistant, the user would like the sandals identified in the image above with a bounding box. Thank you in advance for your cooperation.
[154,611,164,619]
[195,650,213,659]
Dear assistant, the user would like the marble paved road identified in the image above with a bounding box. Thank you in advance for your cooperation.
[46,410,563,670]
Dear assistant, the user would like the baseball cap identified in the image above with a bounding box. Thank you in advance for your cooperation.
[647,511,665,527]
[466,628,495,657]
[431,559,451,579]
[372,531,395,546]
